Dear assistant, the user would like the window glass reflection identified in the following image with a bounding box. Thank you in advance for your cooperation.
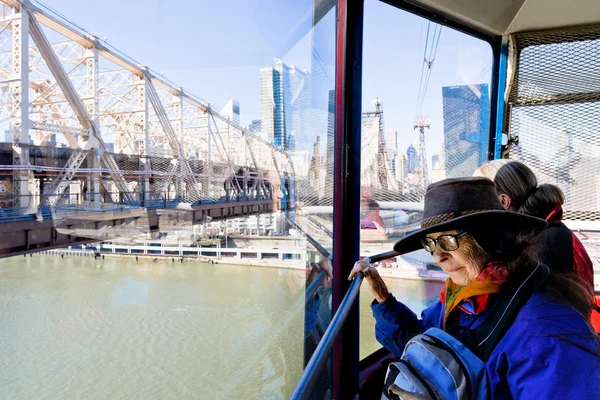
[0,0,336,398]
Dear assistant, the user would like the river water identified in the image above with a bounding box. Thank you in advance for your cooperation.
[0,255,439,399]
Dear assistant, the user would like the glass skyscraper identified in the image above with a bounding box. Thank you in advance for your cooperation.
[260,60,310,150]
[442,84,490,178]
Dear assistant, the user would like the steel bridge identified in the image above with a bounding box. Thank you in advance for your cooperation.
[0,0,299,257]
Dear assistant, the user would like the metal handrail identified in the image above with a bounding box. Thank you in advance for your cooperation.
[305,269,328,305]
[289,250,401,400]
[286,217,332,260]
[284,217,332,304]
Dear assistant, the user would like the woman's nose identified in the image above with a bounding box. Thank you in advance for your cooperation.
[276,189,284,199]
[432,248,450,262]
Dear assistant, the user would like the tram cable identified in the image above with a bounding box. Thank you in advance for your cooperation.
[415,22,443,114]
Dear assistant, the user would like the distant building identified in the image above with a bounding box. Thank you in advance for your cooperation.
[325,89,335,190]
[225,213,278,236]
[386,129,398,153]
[261,67,284,146]
[394,153,408,184]
[442,84,490,178]
[4,127,13,142]
[48,134,57,147]
[431,153,446,183]
[407,144,419,173]
[248,120,262,134]
[260,60,310,150]
[220,99,240,124]
[105,142,115,153]
[385,129,399,174]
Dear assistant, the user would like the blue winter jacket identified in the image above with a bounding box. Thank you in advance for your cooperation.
[372,291,600,399]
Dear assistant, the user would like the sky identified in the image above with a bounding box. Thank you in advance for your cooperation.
[6,0,493,165]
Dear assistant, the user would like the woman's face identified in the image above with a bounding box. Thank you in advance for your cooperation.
[426,230,482,286]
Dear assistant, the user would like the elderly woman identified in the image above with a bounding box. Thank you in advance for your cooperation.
[350,177,600,399]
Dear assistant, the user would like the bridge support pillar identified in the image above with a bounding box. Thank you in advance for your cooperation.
[173,89,185,200]
[84,47,101,204]
[138,77,150,206]
[11,6,30,211]
[204,114,213,198]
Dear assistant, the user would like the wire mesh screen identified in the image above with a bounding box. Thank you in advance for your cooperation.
[509,25,600,221]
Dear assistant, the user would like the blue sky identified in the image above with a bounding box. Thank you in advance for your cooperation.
[24,0,492,161]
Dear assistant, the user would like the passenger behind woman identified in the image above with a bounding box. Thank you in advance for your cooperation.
[474,159,594,289]
[350,177,600,399]
[361,198,385,230]
[360,194,388,243]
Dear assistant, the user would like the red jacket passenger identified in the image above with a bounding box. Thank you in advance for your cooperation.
[535,204,594,289]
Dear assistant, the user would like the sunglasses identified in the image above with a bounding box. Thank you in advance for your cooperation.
[421,231,468,253]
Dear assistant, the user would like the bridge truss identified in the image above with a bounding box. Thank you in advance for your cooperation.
[0,0,294,219]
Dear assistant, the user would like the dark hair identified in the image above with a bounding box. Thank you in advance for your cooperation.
[493,161,564,217]
[520,183,564,219]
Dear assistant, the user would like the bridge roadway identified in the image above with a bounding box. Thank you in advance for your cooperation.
[0,197,276,259]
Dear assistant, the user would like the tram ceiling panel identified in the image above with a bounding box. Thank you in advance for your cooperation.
[394,0,600,35]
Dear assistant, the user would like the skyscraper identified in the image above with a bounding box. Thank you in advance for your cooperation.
[324,89,335,192]
[431,154,446,183]
[394,153,408,183]
[260,67,283,145]
[442,84,490,178]
[407,144,419,173]
[248,120,262,134]
[4,126,13,142]
[260,60,310,150]
[220,99,240,124]
[385,129,399,174]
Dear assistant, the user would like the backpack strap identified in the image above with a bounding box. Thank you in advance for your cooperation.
[470,262,550,361]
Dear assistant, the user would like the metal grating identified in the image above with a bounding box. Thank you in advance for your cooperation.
[509,25,600,222]
[511,26,600,106]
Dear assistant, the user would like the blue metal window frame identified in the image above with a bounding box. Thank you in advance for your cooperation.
[494,38,509,159]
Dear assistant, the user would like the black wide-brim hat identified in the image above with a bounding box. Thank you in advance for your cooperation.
[393,177,548,254]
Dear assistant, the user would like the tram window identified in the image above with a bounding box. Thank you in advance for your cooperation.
[0,0,336,398]
[359,0,494,358]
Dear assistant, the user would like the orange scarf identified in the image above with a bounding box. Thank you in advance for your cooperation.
[440,262,509,329]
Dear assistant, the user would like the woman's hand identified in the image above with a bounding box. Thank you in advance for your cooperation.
[348,259,390,303]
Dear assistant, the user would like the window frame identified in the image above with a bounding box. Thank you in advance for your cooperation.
[332,0,504,395]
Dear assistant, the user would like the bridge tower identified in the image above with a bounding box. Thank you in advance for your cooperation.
[414,116,430,190]
[374,99,390,190]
